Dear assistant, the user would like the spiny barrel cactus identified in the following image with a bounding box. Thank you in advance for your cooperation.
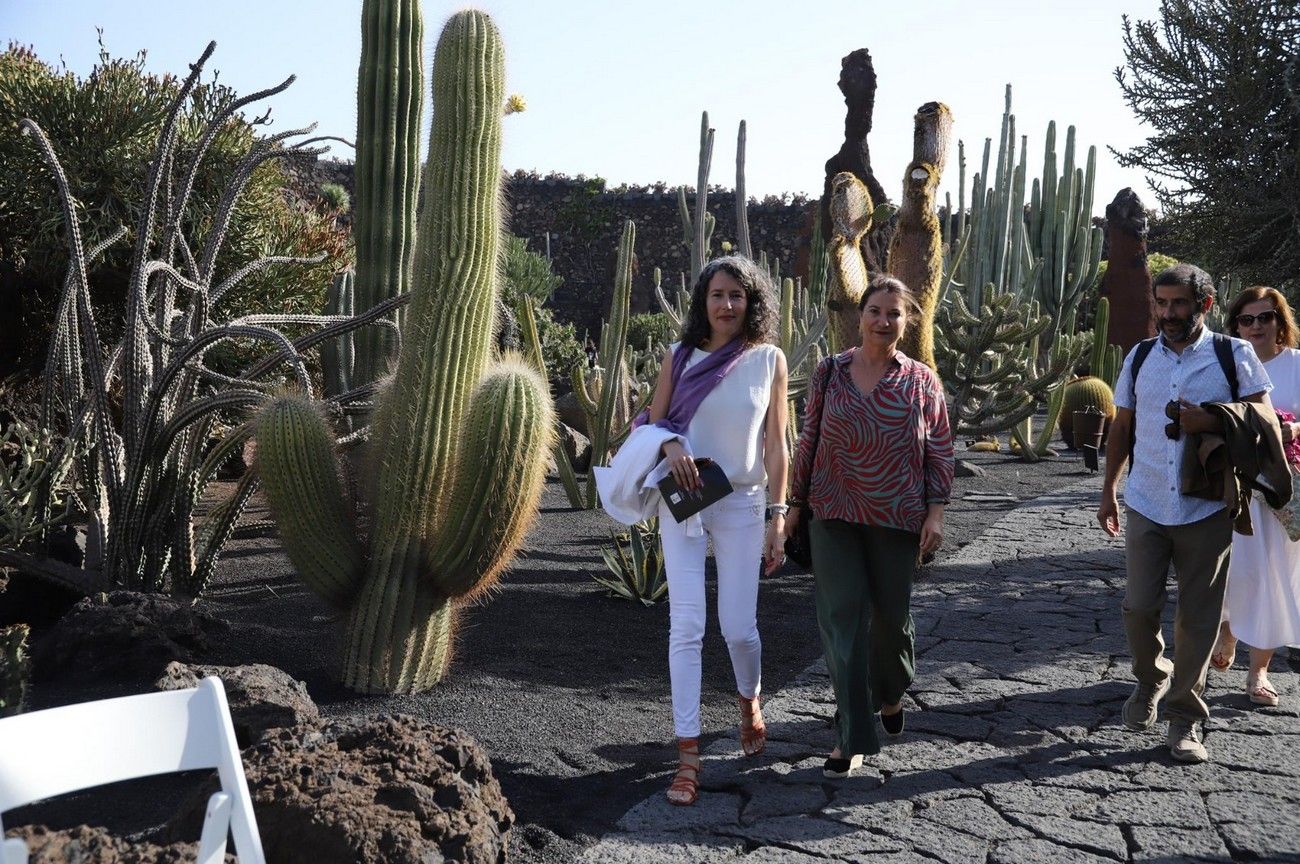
[1059,375,1117,448]
[256,10,554,693]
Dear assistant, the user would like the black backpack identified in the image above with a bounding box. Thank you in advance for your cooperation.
[1126,332,1239,467]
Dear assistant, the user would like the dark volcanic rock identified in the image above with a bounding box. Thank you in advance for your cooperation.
[557,422,592,472]
[9,824,232,863]
[554,392,588,437]
[169,715,513,864]
[155,662,320,747]
[33,592,229,688]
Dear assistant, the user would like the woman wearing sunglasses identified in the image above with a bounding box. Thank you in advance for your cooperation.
[1211,287,1300,707]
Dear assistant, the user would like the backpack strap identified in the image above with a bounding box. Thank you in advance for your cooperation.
[1211,332,1239,401]
[1126,333,1241,471]
[1127,338,1158,471]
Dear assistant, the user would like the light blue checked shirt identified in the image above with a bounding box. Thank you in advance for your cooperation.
[1115,326,1272,526]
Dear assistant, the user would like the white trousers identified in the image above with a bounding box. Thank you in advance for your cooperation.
[659,487,766,739]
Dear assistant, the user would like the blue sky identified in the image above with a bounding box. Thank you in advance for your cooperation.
[7,0,1165,215]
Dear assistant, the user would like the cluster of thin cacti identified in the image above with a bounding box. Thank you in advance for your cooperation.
[0,618,29,718]
[7,43,395,598]
[937,287,1087,460]
[929,85,1104,458]
[0,418,79,550]
[1088,296,1123,388]
[256,9,553,693]
[571,222,653,509]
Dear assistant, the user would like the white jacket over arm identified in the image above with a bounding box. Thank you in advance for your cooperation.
[594,424,691,527]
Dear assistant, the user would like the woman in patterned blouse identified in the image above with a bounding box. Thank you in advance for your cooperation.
[785,274,954,777]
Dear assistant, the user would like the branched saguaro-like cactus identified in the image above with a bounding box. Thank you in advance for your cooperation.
[351,0,424,383]
[2,45,393,598]
[572,221,652,509]
[257,11,554,693]
[891,102,952,370]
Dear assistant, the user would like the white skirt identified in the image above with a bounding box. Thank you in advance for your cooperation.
[1225,496,1300,649]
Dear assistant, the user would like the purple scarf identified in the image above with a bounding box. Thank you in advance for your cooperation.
[634,338,747,435]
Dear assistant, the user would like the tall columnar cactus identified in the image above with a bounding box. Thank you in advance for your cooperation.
[892,102,953,370]
[735,120,752,259]
[573,221,651,509]
[942,85,1102,350]
[257,11,554,693]
[1028,122,1103,348]
[677,112,716,285]
[352,0,424,383]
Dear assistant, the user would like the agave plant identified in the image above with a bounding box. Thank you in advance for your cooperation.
[596,518,667,606]
[0,44,396,597]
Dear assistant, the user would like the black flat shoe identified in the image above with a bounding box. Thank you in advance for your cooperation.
[822,753,863,778]
[881,706,905,736]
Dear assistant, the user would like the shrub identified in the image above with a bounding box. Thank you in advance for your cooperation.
[627,312,677,352]
[502,235,581,392]
[0,39,351,376]
[318,182,350,213]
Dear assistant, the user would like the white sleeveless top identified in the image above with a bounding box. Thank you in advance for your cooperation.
[673,341,781,489]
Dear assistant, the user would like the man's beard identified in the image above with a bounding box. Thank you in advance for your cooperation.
[1160,310,1202,344]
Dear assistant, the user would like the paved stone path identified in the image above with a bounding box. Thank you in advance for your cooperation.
[580,477,1300,863]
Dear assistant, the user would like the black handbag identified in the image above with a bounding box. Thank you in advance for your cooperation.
[784,361,829,569]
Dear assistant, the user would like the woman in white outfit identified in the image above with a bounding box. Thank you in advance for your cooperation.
[646,256,789,806]
[1212,286,1300,707]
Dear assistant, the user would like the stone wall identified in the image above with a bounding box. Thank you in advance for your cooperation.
[287,158,812,338]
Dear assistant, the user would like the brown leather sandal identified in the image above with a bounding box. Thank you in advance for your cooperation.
[738,694,767,756]
[666,737,700,806]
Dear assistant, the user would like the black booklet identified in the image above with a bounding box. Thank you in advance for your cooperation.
[657,458,734,523]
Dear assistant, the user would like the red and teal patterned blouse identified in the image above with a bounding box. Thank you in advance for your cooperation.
[790,349,954,535]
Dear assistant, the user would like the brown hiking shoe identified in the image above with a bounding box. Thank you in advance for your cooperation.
[1122,678,1170,731]
[1167,718,1208,763]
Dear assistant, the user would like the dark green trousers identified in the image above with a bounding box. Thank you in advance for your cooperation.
[810,518,920,757]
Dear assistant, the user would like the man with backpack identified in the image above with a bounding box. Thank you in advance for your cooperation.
[1097,264,1273,763]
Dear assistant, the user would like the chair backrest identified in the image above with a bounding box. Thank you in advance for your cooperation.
[0,678,265,863]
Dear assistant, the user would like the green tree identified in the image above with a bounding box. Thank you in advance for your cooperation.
[0,39,351,375]
[1114,1,1299,289]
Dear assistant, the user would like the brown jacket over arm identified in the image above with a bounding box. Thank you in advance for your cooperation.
[1180,401,1292,534]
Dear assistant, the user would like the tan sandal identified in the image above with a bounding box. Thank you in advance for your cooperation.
[737,693,767,756]
[1248,676,1280,707]
[666,737,700,806]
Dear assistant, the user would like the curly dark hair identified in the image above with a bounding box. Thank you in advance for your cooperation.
[1153,263,1215,306]
[680,256,778,348]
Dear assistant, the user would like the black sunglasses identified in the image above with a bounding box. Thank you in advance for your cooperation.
[1165,400,1181,441]
[1235,310,1278,327]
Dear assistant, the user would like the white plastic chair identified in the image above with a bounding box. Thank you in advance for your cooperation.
[0,676,266,864]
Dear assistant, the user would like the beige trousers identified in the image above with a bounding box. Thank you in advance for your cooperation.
[1123,507,1233,722]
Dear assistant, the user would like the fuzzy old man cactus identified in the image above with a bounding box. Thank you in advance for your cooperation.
[891,102,952,370]
[256,10,553,693]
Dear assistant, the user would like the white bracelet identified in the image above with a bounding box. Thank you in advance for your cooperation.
[767,503,790,516]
